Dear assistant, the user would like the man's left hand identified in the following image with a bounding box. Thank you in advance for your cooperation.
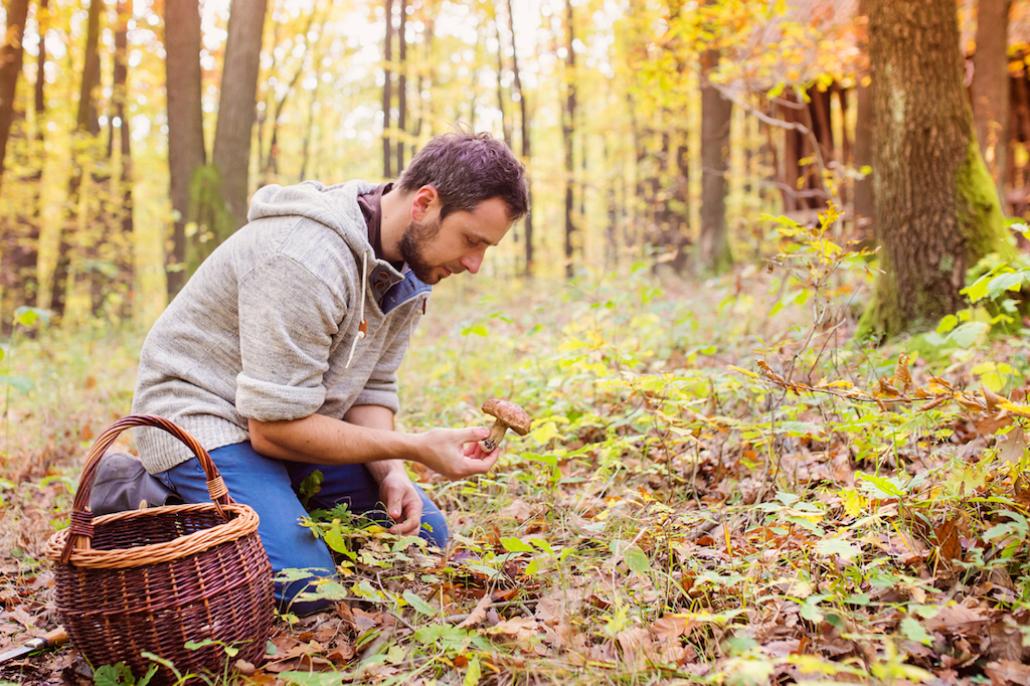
[377,470,423,535]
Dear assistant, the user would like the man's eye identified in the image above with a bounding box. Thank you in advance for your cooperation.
[466,236,478,247]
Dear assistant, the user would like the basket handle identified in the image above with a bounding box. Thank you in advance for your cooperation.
[60,415,233,564]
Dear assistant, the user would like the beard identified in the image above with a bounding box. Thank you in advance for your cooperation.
[398,218,442,283]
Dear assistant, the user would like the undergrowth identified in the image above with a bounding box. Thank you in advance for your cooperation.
[0,214,1029,685]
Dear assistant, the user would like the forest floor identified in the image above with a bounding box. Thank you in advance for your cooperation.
[1,229,1030,685]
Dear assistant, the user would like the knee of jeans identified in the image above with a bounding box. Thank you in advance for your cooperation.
[420,509,450,548]
[274,568,336,617]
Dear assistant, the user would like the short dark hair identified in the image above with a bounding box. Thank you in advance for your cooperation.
[398,132,529,222]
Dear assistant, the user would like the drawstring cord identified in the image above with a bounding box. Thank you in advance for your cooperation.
[345,251,368,369]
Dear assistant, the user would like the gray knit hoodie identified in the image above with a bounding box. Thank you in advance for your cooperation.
[132,180,430,474]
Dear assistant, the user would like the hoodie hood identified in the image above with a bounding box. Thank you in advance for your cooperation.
[248,179,389,276]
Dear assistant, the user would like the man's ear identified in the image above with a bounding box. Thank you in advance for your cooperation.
[411,185,439,221]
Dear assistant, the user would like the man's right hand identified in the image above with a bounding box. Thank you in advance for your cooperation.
[416,427,500,480]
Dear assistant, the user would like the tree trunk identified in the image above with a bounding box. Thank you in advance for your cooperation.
[382,0,393,178]
[263,9,319,181]
[164,0,205,298]
[97,0,132,316]
[212,0,267,231]
[50,0,103,318]
[698,48,733,274]
[561,0,576,279]
[972,0,1011,199]
[505,0,532,276]
[395,0,406,173]
[493,4,511,148]
[0,0,29,190]
[858,0,1013,338]
[15,0,46,309]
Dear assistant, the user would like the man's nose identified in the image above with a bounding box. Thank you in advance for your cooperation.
[461,251,483,274]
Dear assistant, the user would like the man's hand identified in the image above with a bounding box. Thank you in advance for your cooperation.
[417,427,500,479]
[377,470,423,535]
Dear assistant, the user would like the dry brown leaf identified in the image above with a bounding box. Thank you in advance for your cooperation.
[616,626,654,671]
[497,499,534,522]
[457,592,493,628]
[986,660,1030,686]
[924,600,990,635]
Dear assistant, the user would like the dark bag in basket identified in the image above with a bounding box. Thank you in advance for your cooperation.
[45,415,274,683]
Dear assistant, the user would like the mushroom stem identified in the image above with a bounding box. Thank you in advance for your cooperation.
[481,418,509,452]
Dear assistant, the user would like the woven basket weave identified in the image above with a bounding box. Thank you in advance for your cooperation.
[45,416,273,683]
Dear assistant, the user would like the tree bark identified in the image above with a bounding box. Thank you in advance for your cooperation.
[698,47,733,274]
[505,0,532,276]
[50,0,103,318]
[0,0,29,190]
[382,0,393,178]
[395,0,406,173]
[98,0,132,316]
[561,0,576,279]
[212,0,267,231]
[972,0,1012,199]
[164,0,206,298]
[858,0,1013,338]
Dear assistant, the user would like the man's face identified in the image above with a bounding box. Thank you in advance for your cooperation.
[400,195,513,285]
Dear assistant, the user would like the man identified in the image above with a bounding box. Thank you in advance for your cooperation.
[130,132,529,614]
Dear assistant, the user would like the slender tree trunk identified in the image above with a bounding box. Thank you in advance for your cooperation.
[395,0,406,173]
[164,0,205,298]
[264,10,319,181]
[858,0,1012,338]
[382,0,393,178]
[561,0,577,279]
[493,4,511,148]
[972,0,1012,200]
[299,26,329,182]
[854,0,875,240]
[0,0,29,190]
[50,0,102,318]
[212,0,267,231]
[99,0,132,317]
[698,49,733,274]
[505,0,532,276]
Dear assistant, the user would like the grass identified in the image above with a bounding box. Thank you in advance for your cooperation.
[1,244,1029,684]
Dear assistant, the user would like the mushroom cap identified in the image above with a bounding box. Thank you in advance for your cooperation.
[481,398,532,435]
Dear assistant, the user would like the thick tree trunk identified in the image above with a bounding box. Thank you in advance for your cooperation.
[858,0,1012,338]
[505,0,532,276]
[50,0,103,318]
[164,0,205,298]
[212,0,267,231]
[698,49,733,275]
[395,0,406,173]
[972,0,1012,198]
[561,0,576,279]
[382,0,393,178]
[0,0,29,190]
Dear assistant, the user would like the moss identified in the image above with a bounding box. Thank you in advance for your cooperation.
[185,164,235,274]
[858,139,1013,341]
[955,138,1014,262]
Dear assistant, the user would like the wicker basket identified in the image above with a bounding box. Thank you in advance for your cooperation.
[45,416,273,683]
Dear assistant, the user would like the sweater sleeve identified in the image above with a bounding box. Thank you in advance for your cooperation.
[352,307,421,413]
[234,255,343,422]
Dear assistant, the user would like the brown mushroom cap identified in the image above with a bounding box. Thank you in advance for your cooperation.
[481,398,532,435]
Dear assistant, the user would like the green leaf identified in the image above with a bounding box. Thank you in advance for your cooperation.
[463,655,481,686]
[624,545,652,576]
[500,537,534,553]
[529,422,559,444]
[936,314,958,334]
[946,321,989,348]
[987,272,1025,298]
[961,275,991,302]
[814,537,860,562]
[403,590,438,616]
[460,323,489,337]
[856,471,906,498]
[900,616,932,645]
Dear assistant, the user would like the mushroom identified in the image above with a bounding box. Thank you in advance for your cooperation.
[480,399,532,452]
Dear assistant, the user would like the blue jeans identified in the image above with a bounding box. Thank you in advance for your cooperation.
[155,441,449,615]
